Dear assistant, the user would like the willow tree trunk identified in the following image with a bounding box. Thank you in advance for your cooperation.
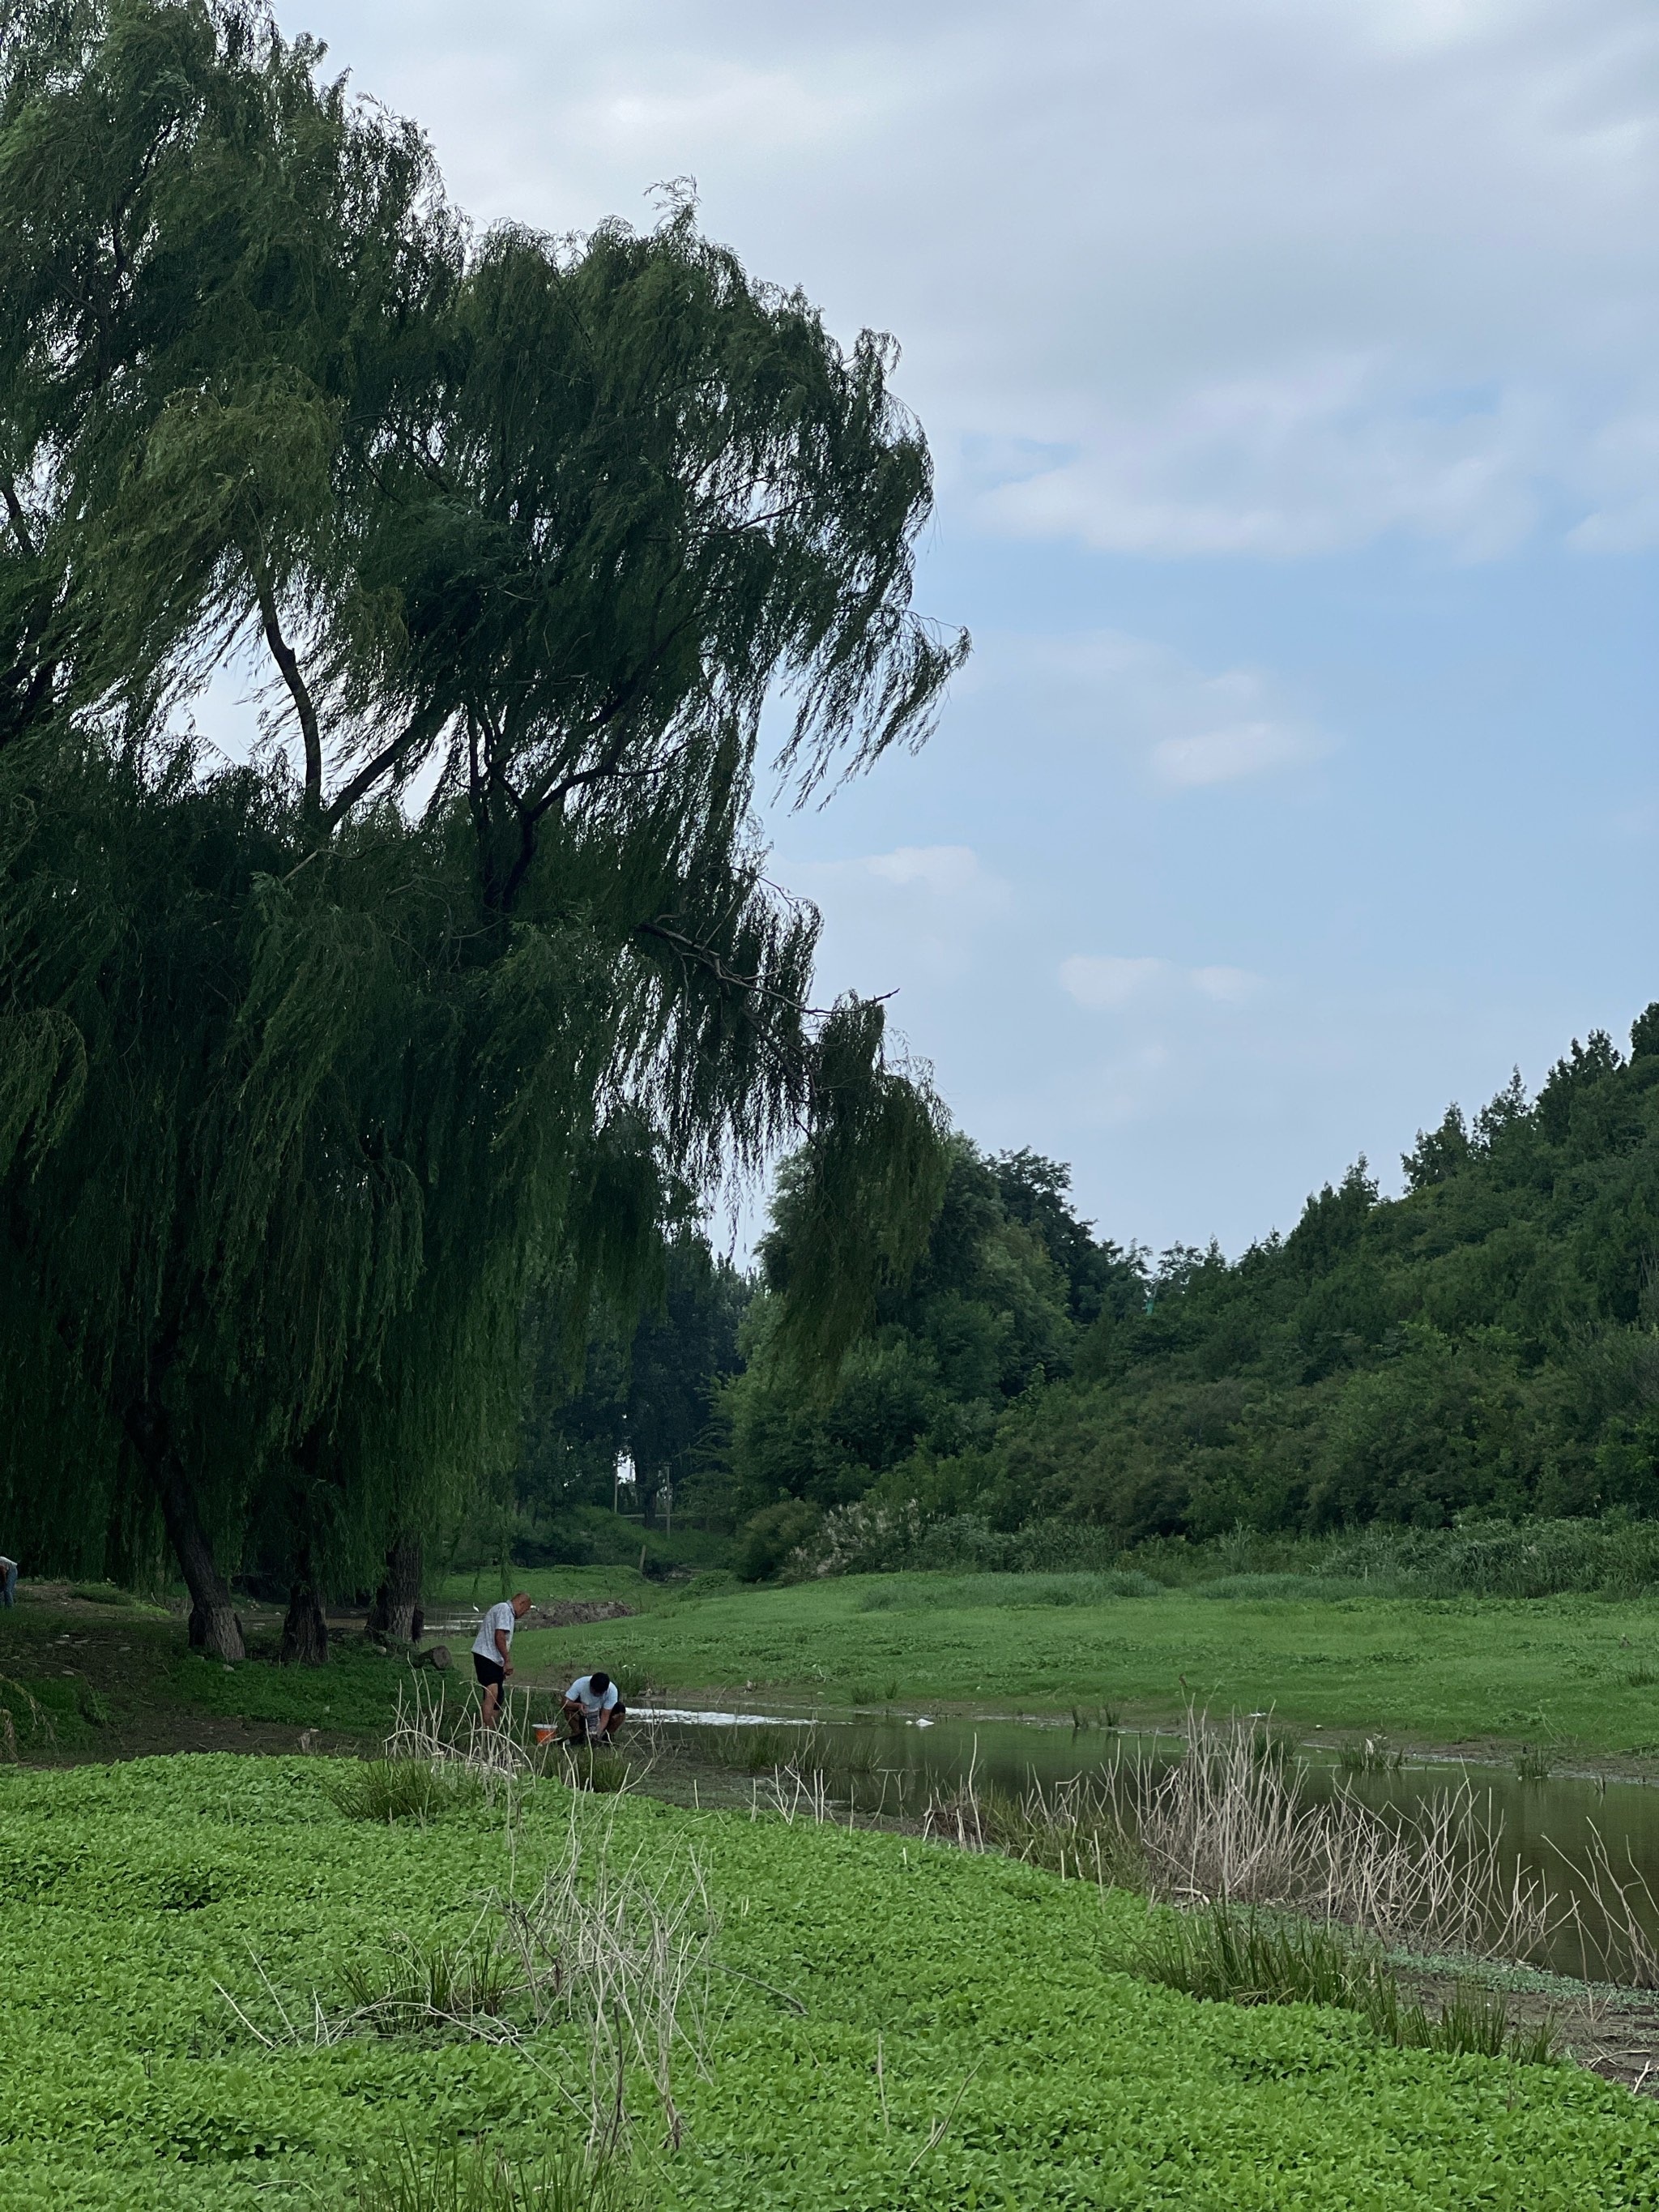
[280,1545,329,1665]
[367,1534,422,1642]
[131,1409,245,1662]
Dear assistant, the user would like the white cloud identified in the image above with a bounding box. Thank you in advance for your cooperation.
[302,0,1659,562]
[1192,965,1268,1005]
[862,845,996,898]
[1151,723,1328,789]
[787,843,1012,990]
[1060,954,1267,1010]
[966,629,1332,789]
[1058,955,1169,1010]
[308,0,1659,563]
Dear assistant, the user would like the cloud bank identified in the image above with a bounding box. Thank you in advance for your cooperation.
[314,0,1659,562]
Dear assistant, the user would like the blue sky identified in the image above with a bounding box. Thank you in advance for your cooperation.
[273,0,1659,1258]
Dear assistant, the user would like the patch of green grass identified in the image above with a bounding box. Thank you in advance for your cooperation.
[169,1641,420,1733]
[1196,1573,1365,1603]
[510,1574,1659,1760]
[67,1581,145,1608]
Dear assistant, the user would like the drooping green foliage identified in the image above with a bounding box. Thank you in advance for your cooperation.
[0,0,959,1650]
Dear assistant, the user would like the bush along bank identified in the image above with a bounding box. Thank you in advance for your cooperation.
[763,1505,1659,1598]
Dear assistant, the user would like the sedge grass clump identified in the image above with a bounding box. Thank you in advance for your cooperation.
[560,1747,638,1795]
[1336,1736,1405,1776]
[324,1759,484,1825]
[358,2137,625,2212]
[1134,1900,1389,2013]
[341,1932,517,2037]
[1395,1982,1560,2066]
[689,1724,801,1773]
[1133,1902,1559,2065]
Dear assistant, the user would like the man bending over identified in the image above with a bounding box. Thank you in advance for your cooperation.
[471,1592,532,1727]
[563,1670,625,1745]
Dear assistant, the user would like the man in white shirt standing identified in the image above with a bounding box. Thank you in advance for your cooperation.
[471,1591,531,1727]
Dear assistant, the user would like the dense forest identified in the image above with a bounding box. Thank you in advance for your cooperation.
[520,1005,1659,1576]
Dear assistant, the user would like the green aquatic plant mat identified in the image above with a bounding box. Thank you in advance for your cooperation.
[2,1754,1657,2210]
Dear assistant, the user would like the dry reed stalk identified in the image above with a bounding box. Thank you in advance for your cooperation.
[1546,1826,1659,1987]
[758,1762,832,1826]
[384,1676,534,1796]
[921,1713,1565,1967]
[500,1800,717,2153]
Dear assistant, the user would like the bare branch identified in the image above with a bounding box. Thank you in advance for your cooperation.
[254,576,323,823]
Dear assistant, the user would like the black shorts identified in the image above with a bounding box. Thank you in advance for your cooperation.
[473,1655,505,1688]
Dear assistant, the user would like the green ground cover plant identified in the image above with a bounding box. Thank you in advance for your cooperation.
[5,1753,1659,2209]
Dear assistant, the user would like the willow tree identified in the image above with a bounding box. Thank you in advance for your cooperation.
[0,0,963,1656]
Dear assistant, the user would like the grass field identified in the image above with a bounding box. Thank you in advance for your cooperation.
[12,1568,1659,1771]
[511,1573,1659,1766]
[6,1752,1659,2210]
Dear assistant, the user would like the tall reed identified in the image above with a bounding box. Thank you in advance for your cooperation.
[923,1713,1563,1965]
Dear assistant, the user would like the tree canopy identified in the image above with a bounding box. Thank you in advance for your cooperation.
[0,0,961,1651]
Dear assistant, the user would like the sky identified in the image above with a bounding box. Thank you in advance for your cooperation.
[273,0,1659,1260]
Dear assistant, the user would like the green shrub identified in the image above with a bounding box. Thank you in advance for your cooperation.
[734,1499,822,1582]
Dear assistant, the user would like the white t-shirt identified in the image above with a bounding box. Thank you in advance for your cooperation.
[471,1601,518,1663]
[566,1674,619,1721]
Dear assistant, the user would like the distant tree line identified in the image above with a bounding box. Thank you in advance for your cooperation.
[535,1006,1659,1578]
[0,0,958,1649]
